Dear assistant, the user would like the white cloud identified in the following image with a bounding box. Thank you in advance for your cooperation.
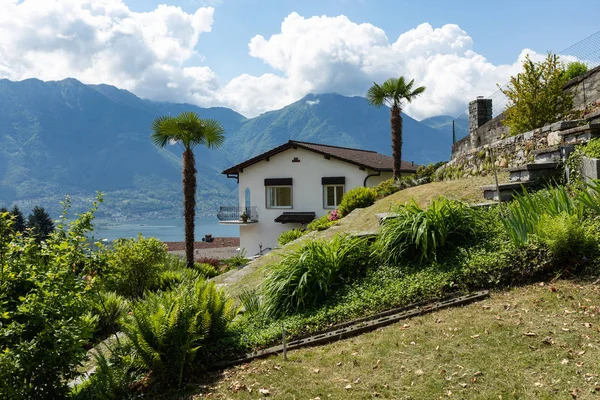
[0,4,549,119]
[0,0,217,104]
[306,99,320,106]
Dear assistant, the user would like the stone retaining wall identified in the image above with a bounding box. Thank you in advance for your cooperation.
[452,65,600,159]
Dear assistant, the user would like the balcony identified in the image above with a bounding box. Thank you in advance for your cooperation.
[217,206,259,225]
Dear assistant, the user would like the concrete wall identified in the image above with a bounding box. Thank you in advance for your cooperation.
[237,147,391,255]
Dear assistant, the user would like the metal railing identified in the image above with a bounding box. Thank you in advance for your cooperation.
[217,206,258,222]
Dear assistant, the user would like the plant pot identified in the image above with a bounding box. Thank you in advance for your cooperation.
[582,157,600,183]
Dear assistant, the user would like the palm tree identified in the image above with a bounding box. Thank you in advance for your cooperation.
[367,77,426,180]
[151,112,226,268]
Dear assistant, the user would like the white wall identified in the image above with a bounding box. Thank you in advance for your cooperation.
[237,147,386,255]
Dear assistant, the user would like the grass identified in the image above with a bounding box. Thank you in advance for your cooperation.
[183,279,600,399]
[212,174,505,298]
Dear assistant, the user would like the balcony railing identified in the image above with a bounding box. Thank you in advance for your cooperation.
[217,206,259,223]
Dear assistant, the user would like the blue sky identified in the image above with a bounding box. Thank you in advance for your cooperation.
[1,0,598,118]
[125,0,600,80]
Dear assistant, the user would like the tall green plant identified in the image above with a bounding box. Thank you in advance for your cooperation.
[263,235,371,318]
[0,195,103,399]
[500,53,572,135]
[151,112,226,268]
[122,279,236,387]
[376,197,482,265]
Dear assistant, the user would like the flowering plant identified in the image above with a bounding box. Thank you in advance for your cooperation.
[328,209,340,221]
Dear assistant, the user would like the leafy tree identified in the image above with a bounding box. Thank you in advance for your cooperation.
[500,53,573,135]
[367,77,426,180]
[27,206,55,241]
[0,196,103,399]
[10,205,25,233]
[151,112,226,268]
[564,61,588,81]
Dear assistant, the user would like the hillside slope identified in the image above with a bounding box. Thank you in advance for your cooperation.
[194,280,600,399]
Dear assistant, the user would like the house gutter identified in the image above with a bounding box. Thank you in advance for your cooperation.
[363,170,381,186]
[226,173,239,184]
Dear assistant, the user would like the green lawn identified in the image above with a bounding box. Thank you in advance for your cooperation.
[183,279,600,399]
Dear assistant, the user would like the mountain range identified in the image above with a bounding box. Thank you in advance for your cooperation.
[0,78,457,219]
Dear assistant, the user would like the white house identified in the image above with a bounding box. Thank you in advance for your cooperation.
[218,140,418,256]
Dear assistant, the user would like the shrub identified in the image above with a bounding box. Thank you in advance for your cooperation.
[535,213,587,263]
[564,61,588,81]
[91,291,129,338]
[306,214,337,231]
[196,256,220,267]
[71,345,140,400]
[501,186,583,246]
[262,235,372,318]
[581,138,600,159]
[239,288,264,316]
[194,262,220,278]
[121,279,237,387]
[337,187,377,217]
[0,196,103,399]
[375,196,483,264]
[373,178,400,198]
[278,229,306,246]
[103,234,167,298]
[500,53,573,135]
[222,249,248,269]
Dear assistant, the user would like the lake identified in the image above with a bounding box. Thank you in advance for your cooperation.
[93,218,239,242]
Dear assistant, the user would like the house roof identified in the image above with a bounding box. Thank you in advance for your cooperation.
[222,140,419,175]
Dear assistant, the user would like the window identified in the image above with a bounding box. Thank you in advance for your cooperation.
[322,177,345,208]
[323,184,344,208]
[267,186,292,208]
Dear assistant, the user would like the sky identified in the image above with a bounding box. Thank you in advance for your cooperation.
[0,0,599,120]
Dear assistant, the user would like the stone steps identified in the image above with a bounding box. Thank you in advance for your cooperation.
[508,162,560,182]
[480,181,536,202]
[531,145,561,163]
[558,122,600,144]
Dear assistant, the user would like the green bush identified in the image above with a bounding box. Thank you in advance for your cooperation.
[71,345,140,400]
[373,178,401,198]
[338,187,377,217]
[306,214,337,231]
[501,186,583,246]
[564,61,588,81]
[239,288,264,316]
[535,214,588,263]
[582,138,600,159]
[375,196,483,264]
[91,291,129,338]
[262,235,371,318]
[121,279,237,387]
[0,196,102,399]
[278,229,306,246]
[194,262,220,278]
[222,249,248,269]
[103,234,167,298]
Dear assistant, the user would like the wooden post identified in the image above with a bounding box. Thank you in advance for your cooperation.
[282,322,287,360]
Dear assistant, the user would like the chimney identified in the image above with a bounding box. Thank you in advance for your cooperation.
[468,97,492,148]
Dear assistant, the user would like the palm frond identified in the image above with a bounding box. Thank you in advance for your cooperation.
[366,82,388,107]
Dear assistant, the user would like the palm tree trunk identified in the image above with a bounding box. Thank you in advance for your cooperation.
[182,148,197,268]
[390,104,402,180]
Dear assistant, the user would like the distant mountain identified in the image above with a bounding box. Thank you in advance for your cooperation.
[0,78,245,218]
[226,93,451,164]
[421,115,469,142]
[0,80,453,219]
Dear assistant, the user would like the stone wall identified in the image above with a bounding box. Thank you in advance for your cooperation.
[452,64,600,159]
[565,64,600,110]
[439,113,600,181]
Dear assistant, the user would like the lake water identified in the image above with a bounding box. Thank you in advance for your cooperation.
[93,218,239,242]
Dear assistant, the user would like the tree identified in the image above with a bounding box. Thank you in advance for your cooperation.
[500,53,573,135]
[564,61,588,81]
[367,77,426,180]
[27,206,55,242]
[151,112,226,268]
[10,205,26,233]
[0,196,103,399]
